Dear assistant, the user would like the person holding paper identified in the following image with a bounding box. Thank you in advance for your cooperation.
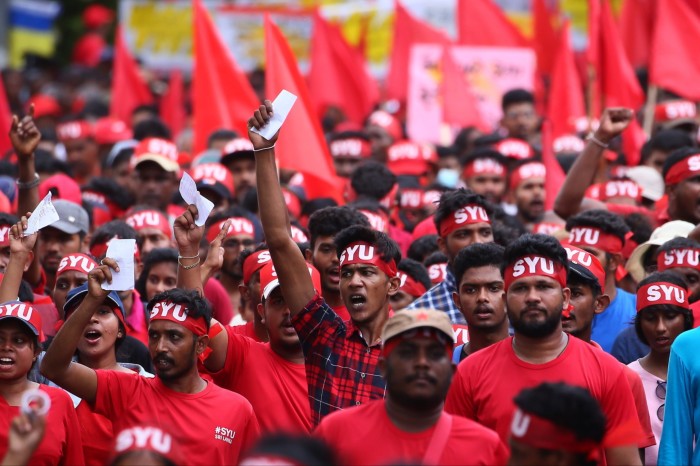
[40,258,260,465]
[247,101,401,425]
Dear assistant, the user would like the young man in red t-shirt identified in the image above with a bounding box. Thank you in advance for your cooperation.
[41,250,260,465]
[315,308,507,465]
[445,234,644,466]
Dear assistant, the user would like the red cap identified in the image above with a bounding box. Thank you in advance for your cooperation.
[367,110,402,141]
[39,174,82,205]
[654,100,697,124]
[83,5,114,29]
[57,121,93,141]
[0,302,45,342]
[259,261,321,300]
[57,253,97,278]
[94,117,132,145]
[242,250,272,285]
[125,210,171,239]
[290,225,308,243]
[330,137,371,159]
[206,217,255,243]
[282,188,301,219]
[28,94,61,119]
[190,163,234,198]
[411,216,438,242]
[552,134,585,154]
[494,138,533,160]
[131,138,180,173]
[221,138,255,166]
[563,244,607,293]
[387,141,437,176]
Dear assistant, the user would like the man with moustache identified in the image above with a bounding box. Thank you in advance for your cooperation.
[445,234,644,466]
[508,160,547,231]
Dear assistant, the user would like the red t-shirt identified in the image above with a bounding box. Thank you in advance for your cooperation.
[75,401,112,466]
[445,336,644,450]
[314,400,508,465]
[204,278,234,325]
[331,304,351,322]
[93,370,259,465]
[0,385,84,466]
[230,321,265,342]
[692,300,700,328]
[206,327,311,433]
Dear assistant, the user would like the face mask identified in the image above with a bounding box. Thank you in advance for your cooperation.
[436,169,459,188]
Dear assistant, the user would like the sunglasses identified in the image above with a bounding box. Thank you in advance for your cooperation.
[656,380,666,421]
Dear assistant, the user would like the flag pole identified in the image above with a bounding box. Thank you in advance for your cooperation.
[642,84,658,136]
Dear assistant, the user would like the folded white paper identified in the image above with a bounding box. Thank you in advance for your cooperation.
[179,172,214,227]
[250,89,297,140]
[101,239,136,291]
[24,192,59,236]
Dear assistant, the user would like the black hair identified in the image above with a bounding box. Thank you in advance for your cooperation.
[329,130,369,143]
[407,235,439,262]
[566,209,630,243]
[397,258,432,291]
[350,161,397,201]
[502,234,569,276]
[453,127,483,155]
[148,288,212,330]
[514,382,606,466]
[0,213,18,227]
[435,145,459,159]
[133,118,172,141]
[433,188,492,233]
[491,208,527,248]
[460,147,508,171]
[334,225,401,267]
[307,206,370,248]
[657,237,700,256]
[89,220,137,251]
[501,88,534,111]
[642,129,694,163]
[348,198,386,215]
[624,213,654,246]
[663,147,699,180]
[135,248,179,298]
[424,251,448,268]
[110,451,176,466]
[34,149,71,176]
[453,242,505,285]
[131,104,159,118]
[567,270,602,298]
[301,198,338,219]
[244,433,338,466]
[635,271,694,345]
[207,129,239,148]
[82,177,135,210]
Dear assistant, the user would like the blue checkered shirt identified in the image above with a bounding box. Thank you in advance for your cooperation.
[406,269,466,324]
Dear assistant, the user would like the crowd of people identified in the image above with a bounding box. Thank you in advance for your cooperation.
[0,4,699,466]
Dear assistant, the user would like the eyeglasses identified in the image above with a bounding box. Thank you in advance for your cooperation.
[656,380,666,421]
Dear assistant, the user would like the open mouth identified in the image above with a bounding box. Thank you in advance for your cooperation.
[0,357,15,367]
[349,294,366,310]
[327,268,340,283]
[83,329,102,344]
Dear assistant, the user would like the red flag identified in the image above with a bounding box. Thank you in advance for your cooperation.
[541,119,564,211]
[264,16,342,202]
[308,12,379,125]
[533,0,559,77]
[160,70,186,139]
[386,1,450,102]
[109,27,153,127]
[441,47,488,131]
[547,20,584,139]
[0,75,12,157]
[619,0,654,69]
[457,0,529,47]
[193,0,258,153]
[650,0,700,100]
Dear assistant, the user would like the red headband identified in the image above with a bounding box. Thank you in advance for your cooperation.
[125,210,171,239]
[398,272,427,298]
[57,253,97,277]
[462,159,505,179]
[504,255,567,291]
[428,263,447,284]
[206,217,255,243]
[600,180,642,202]
[0,225,10,247]
[658,248,700,271]
[510,162,546,190]
[330,138,371,159]
[242,250,272,285]
[439,204,490,237]
[665,154,700,185]
[339,241,397,278]
[568,227,624,255]
[637,282,689,312]
[359,210,388,233]
[149,301,207,336]
[510,408,600,458]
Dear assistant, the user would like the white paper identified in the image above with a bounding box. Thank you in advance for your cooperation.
[250,89,298,140]
[24,192,59,236]
[101,239,136,291]
[179,173,215,227]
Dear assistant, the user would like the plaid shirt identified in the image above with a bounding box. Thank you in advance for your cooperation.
[292,294,387,426]
[406,269,466,324]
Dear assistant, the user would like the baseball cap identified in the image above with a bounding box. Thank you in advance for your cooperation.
[64,283,126,326]
[367,110,402,141]
[654,100,697,129]
[94,117,132,145]
[494,138,534,160]
[220,138,255,166]
[57,120,93,141]
[381,308,455,344]
[191,163,234,200]
[563,244,606,293]
[0,301,44,342]
[625,220,695,283]
[259,261,322,301]
[39,174,82,205]
[52,200,90,235]
[624,166,665,202]
[131,138,180,173]
[387,141,438,176]
[27,94,61,119]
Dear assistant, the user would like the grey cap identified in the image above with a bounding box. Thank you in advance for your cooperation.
[52,200,89,234]
[624,166,665,202]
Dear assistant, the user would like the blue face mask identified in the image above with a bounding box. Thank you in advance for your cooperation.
[436,169,460,188]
